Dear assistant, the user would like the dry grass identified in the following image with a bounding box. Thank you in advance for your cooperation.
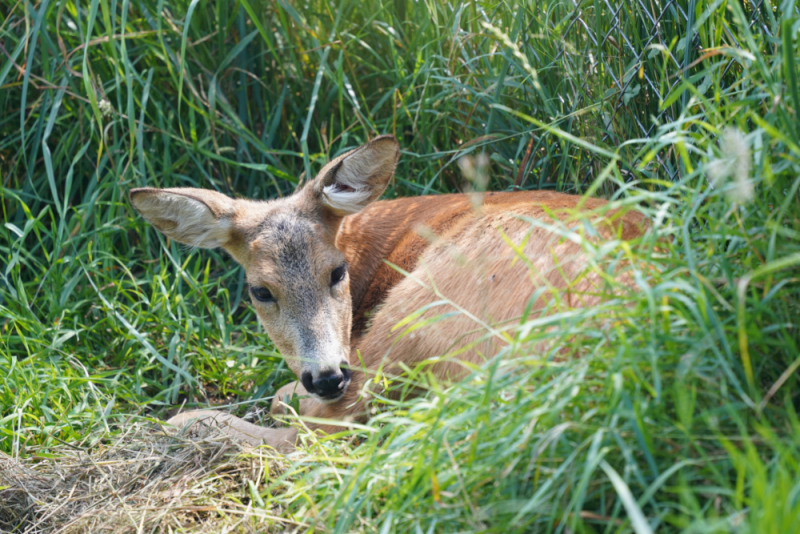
[0,422,299,533]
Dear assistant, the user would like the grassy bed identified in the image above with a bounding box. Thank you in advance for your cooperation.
[1,0,799,531]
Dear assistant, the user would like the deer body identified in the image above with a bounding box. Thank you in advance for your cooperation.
[131,136,644,452]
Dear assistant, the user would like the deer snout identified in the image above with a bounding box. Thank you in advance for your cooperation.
[301,364,351,402]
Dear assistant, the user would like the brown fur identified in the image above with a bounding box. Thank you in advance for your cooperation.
[131,136,645,452]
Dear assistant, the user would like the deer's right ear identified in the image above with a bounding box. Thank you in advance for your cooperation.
[311,135,400,217]
[129,188,236,249]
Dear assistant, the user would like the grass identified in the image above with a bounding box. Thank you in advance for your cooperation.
[1,0,799,531]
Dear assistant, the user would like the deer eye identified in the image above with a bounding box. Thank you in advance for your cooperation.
[330,264,347,287]
[249,286,275,303]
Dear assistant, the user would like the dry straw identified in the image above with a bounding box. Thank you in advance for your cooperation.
[0,423,298,533]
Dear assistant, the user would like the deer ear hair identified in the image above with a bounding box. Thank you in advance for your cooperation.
[311,135,399,216]
[129,187,236,248]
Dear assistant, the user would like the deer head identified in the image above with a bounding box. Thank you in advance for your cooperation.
[130,135,399,402]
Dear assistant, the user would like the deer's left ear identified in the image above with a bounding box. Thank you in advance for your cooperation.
[311,135,399,216]
[129,187,237,249]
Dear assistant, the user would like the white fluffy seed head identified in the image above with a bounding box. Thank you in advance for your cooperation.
[708,127,753,205]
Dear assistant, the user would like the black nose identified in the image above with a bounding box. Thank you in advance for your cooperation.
[302,369,348,398]
[314,371,343,397]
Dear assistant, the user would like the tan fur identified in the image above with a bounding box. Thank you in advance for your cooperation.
[130,136,645,452]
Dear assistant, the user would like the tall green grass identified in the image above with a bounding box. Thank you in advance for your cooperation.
[1,0,799,531]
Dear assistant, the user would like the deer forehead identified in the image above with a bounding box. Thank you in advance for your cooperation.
[245,213,343,290]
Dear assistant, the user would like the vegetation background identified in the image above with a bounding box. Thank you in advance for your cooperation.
[1,0,799,532]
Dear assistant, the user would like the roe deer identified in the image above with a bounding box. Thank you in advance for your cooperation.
[130,135,645,452]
